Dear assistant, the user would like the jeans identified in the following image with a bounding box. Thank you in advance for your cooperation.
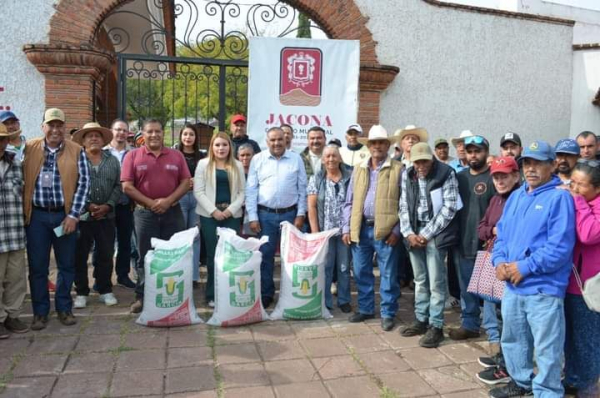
[74,218,115,296]
[134,205,185,298]
[258,208,296,300]
[199,216,241,301]
[483,300,501,343]
[351,224,400,319]
[454,252,481,332]
[501,289,565,397]
[564,293,600,395]
[179,191,200,281]
[407,240,447,329]
[114,203,134,280]
[325,236,351,309]
[26,209,78,315]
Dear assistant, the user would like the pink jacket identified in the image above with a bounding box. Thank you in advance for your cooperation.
[568,194,600,295]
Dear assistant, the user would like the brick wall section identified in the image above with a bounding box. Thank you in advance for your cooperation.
[45,75,94,130]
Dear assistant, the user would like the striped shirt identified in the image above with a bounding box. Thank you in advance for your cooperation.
[32,141,90,219]
[83,150,122,220]
[0,152,26,253]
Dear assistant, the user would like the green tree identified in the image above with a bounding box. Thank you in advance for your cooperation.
[297,13,312,39]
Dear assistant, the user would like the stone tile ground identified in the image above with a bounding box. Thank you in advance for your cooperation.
[0,263,582,397]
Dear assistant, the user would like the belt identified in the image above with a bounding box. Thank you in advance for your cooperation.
[135,202,179,211]
[33,205,65,213]
[363,218,375,227]
[258,204,297,214]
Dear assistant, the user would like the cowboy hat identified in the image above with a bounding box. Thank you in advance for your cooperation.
[0,123,18,138]
[394,125,429,144]
[450,130,474,147]
[358,125,394,145]
[72,122,112,146]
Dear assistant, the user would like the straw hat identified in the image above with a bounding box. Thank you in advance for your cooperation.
[358,125,394,145]
[450,130,474,147]
[0,123,18,138]
[394,125,429,143]
[72,122,112,146]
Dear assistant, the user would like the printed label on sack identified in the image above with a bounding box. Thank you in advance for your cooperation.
[150,245,190,275]
[229,270,255,307]
[286,233,328,263]
[292,264,318,299]
[283,292,322,320]
[222,241,253,272]
[155,270,184,308]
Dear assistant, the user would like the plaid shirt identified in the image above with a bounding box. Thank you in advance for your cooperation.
[32,141,90,219]
[0,152,26,253]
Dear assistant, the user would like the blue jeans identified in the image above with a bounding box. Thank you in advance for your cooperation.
[26,209,78,315]
[454,252,481,332]
[325,236,351,309]
[351,224,400,319]
[179,191,200,281]
[258,208,296,300]
[408,240,447,329]
[483,300,501,343]
[501,289,565,397]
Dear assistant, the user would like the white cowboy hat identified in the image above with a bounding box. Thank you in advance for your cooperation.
[358,125,394,145]
[450,130,474,147]
[72,122,112,147]
[394,125,429,143]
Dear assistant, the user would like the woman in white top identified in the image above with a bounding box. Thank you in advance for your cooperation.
[194,132,245,306]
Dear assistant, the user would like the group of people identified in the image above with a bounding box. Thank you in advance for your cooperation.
[0,107,598,398]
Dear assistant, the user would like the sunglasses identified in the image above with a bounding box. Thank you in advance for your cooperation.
[577,158,600,168]
[464,136,487,146]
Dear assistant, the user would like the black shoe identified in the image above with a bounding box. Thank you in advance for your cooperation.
[400,320,428,337]
[57,311,77,326]
[477,366,511,385]
[31,315,49,331]
[348,313,375,323]
[339,303,352,313]
[419,326,444,348]
[5,317,30,334]
[261,296,273,309]
[117,277,136,289]
[381,317,395,332]
[489,381,533,398]
[449,327,480,340]
[0,324,9,339]
[479,352,504,368]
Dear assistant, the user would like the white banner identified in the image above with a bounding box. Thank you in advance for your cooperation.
[247,37,360,152]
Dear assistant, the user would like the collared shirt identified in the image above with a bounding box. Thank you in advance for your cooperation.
[308,151,322,175]
[0,152,26,253]
[105,144,131,205]
[449,158,468,173]
[6,135,26,161]
[32,141,90,219]
[245,149,307,221]
[83,151,122,220]
[121,146,191,200]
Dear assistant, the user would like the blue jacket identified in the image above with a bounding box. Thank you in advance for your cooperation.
[492,175,575,298]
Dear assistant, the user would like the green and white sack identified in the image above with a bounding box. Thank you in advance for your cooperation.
[270,222,338,321]
[208,228,269,327]
[137,228,203,327]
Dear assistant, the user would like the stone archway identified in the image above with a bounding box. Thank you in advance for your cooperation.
[24,0,398,130]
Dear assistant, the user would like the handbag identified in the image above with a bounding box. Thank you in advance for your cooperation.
[467,239,505,303]
[572,254,600,313]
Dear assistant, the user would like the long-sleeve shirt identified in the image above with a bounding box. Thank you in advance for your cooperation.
[106,144,131,205]
[568,194,600,295]
[0,152,26,253]
[84,151,122,220]
[399,171,459,241]
[33,141,90,219]
[245,149,307,221]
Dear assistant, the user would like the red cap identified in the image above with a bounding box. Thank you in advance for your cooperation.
[231,114,247,125]
[491,156,519,175]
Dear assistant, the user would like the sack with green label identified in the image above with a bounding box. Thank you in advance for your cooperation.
[208,228,269,327]
[137,228,203,327]
[270,222,338,321]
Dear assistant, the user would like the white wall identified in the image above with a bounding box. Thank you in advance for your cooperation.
[571,49,600,136]
[0,0,56,138]
[356,0,574,152]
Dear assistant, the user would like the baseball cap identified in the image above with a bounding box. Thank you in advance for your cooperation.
[231,114,246,125]
[491,156,519,175]
[521,140,556,161]
[43,108,66,124]
[0,110,18,123]
[554,138,579,156]
[410,143,434,162]
[434,138,448,148]
[346,124,363,135]
[500,132,522,147]
[464,135,490,150]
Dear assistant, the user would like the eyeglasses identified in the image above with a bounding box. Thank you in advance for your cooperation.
[577,158,600,168]
[464,136,487,146]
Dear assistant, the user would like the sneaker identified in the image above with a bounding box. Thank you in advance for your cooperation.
[488,381,533,398]
[339,303,352,313]
[57,311,77,326]
[208,300,215,308]
[31,315,49,331]
[130,299,143,314]
[449,327,480,340]
[477,366,511,385]
[5,317,30,334]
[73,295,87,309]
[419,326,444,348]
[478,352,504,368]
[0,324,9,339]
[117,277,136,289]
[99,293,118,306]
[400,320,428,337]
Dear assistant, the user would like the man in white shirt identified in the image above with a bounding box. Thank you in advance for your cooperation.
[340,124,370,167]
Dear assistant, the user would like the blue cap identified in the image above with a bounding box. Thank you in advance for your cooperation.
[0,111,18,123]
[522,140,556,161]
[554,138,580,156]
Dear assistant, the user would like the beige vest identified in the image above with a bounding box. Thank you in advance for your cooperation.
[350,156,402,242]
[23,138,81,224]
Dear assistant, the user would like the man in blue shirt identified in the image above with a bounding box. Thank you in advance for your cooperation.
[246,127,307,308]
[490,141,575,398]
